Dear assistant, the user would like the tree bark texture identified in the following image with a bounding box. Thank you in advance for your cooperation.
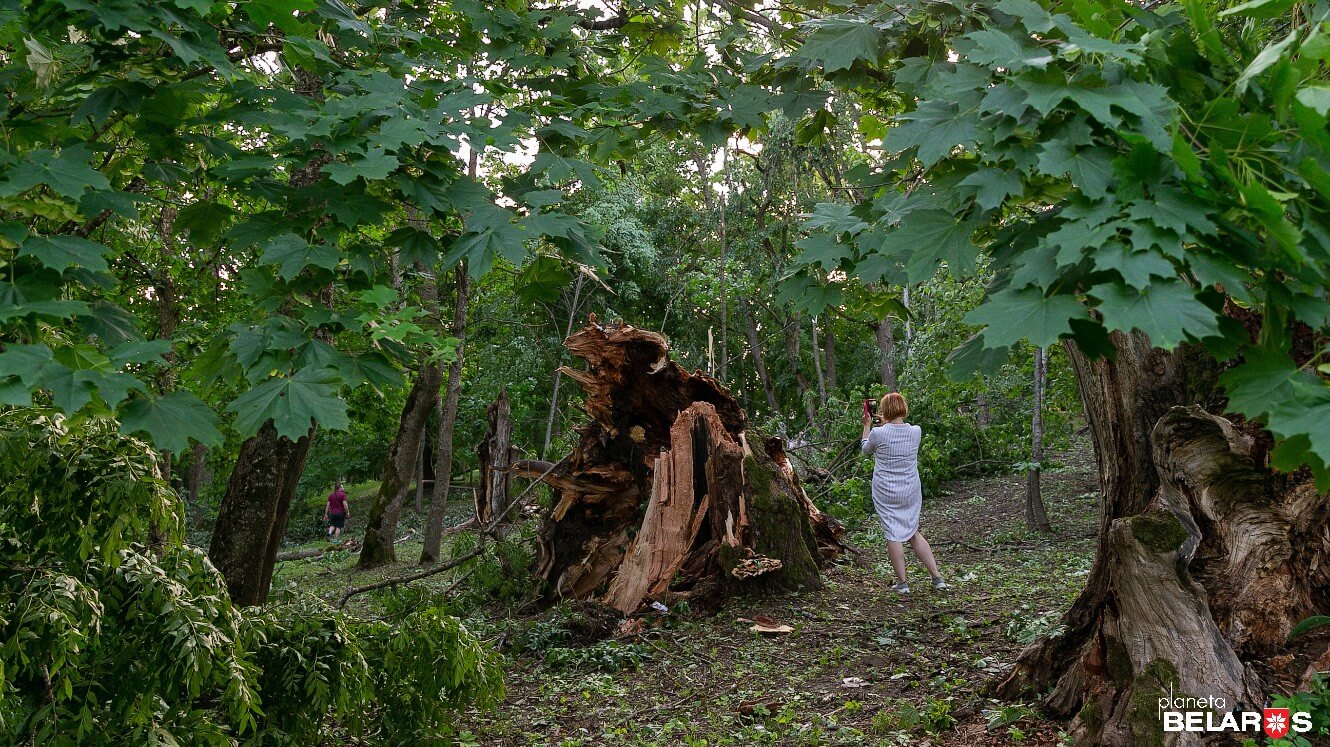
[876,318,896,391]
[414,430,427,514]
[357,359,443,568]
[420,262,470,565]
[811,316,827,408]
[824,318,837,392]
[186,443,208,505]
[208,421,313,606]
[1026,347,1050,533]
[524,317,844,614]
[475,389,514,526]
[996,331,1330,746]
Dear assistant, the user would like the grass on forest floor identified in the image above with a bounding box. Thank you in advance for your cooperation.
[272,443,1100,747]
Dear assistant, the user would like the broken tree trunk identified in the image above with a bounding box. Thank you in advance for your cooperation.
[527,317,844,615]
[208,421,314,606]
[996,330,1330,745]
[475,389,514,526]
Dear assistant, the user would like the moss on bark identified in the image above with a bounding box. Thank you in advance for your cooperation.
[743,454,821,591]
[1129,510,1189,553]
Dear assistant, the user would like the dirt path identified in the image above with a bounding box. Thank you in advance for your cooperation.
[463,443,1099,746]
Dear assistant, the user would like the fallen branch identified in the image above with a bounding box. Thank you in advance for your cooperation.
[336,458,566,608]
[336,546,486,608]
[276,529,415,563]
[276,543,358,562]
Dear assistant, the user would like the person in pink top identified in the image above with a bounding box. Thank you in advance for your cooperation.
[324,482,350,541]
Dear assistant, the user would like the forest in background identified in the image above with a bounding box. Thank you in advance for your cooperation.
[3,0,1330,744]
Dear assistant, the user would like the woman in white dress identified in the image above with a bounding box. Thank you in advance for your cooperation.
[860,392,945,595]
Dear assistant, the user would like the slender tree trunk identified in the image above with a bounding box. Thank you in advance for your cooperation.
[414,428,427,514]
[357,253,445,568]
[420,261,470,565]
[543,274,585,459]
[742,301,779,414]
[811,316,827,408]
[146,207,181,550]
[186,443,207,505]
[209,421,314,606]
[876,318,897,391]
[1025,346,1051,533]
[356,361,442,568]
[784,314,817,427]
[901,286,911,357]
[824,318,837,392]
[718,147,729,383]
[544,369,564,459]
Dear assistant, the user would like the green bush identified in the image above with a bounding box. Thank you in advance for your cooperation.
[0,409,503,745]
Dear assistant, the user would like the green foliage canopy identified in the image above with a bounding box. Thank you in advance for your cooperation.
[786,0,1330,486]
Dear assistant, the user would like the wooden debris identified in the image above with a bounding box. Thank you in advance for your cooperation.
[748,613,794,634]
[475,389,514,526]
[530,317,845,614]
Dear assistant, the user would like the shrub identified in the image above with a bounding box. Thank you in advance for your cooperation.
[0,409,503,745]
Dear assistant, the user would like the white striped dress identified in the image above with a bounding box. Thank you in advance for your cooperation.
[861,422,923,542]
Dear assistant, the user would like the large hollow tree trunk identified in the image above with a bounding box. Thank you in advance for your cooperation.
[521,317,844,615]
[209,421,314,606]
[996,330,1330,745]
[357,359,443,568]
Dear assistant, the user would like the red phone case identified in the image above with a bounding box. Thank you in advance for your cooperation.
[862,399,871,417]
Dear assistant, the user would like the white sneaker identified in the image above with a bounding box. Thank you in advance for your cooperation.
[932,576,948,590]
[891,582,911,595]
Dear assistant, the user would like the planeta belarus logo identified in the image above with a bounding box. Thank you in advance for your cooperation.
[1264,708,1291,739]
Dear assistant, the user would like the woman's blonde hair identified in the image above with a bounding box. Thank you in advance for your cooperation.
[877,392,909,422]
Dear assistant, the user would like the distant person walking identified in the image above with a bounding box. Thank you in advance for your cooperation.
[860,392,946,595]
[325,482,350,542]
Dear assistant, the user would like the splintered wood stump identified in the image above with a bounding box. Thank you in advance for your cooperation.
[522,317,843,614]
[475,389,514,526]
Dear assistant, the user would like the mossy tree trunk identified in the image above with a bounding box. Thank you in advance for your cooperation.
[997,331,1330,745]
[522,318,843,614]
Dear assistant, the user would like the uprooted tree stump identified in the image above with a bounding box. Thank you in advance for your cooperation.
[514,317,844,614]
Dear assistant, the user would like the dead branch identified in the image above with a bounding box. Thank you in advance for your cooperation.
[335,459,566,608]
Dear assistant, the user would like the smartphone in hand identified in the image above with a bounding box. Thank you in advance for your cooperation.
[862,399,873,418]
